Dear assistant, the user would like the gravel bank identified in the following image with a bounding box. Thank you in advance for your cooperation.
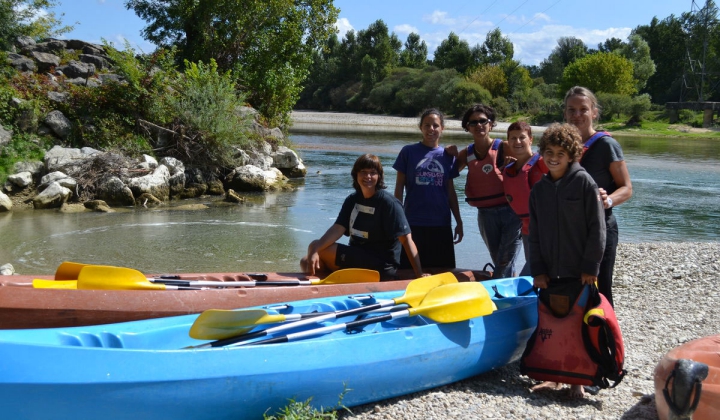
[339,242,720,420]
[290,111,526,137]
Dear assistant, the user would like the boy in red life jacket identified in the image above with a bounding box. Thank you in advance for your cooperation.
[502,121,548,276]
[528,123,606,398]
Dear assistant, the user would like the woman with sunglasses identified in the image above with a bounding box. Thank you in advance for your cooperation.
[448,104,522,279]
[564,86,633,307]
[301,154,427,280]
[393,108,463,271]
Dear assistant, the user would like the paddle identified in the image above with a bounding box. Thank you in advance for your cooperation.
[190,297,403,340]
[54,261,88,280]
[77,266,205,290]
[243,282,496,346]
[188,272,458,348]
[150,267,379,287]
[40,266,380,289]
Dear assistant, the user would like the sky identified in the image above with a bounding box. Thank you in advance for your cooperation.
[49,0,693,66]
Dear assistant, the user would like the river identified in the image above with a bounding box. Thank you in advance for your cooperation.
[1,131,719,275]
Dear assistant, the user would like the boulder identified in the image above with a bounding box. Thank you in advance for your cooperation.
[79,54,110,70]
[47,91,69,103]
[13,160,43,175]
[96,176,135,206]
[83,200,114,213]
[7,171,33,188]
[57,60,96,78]
[179,183,208,199]
[44,110,72,140]
[0,125,11,147]
[0,263,14,275]
[225,165,287,192]
[43,146,101,172]
[0,191,12,212]
[127,165,170,201]
[136,193,162,208]
[6,53,36,72]
[271,146,307,178]
[137,154,158,170]
[225,189,245,203]
[32,181,72,209]
[206,179,225,195]
[30,51,60,72]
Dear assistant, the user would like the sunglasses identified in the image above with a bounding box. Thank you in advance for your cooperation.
[467,118,491,127]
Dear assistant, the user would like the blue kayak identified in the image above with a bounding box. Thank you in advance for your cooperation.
[0,277,537,419]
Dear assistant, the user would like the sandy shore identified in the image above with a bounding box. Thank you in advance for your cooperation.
[290,110,522,137]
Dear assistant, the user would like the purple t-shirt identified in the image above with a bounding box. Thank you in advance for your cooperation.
[393,142,458,227]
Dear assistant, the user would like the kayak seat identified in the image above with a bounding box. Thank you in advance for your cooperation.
[58,331,124,348]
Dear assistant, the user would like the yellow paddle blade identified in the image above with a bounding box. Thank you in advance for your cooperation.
[396,272,458,307]
[77,265,165,290]
[32,279,78,289]
[189,310,283,340]
[313,268,380,284]
[409,282,495,323]
[55,261,89,280]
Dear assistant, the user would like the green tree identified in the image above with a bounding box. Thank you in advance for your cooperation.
[633,16,687,102]
[480,28,514,65]
[0,0,73,50]
[619,34,657,92]
[433,32,473,73]
[540,37,588,84]
[355,20,402,92]
[561,52,636,96]
[125,0,339,127]
[597,37,624,53]
[399,33,427,68]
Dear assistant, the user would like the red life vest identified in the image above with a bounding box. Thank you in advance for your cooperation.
[521,283,626,388]
[502,153,544,235]
[465,139,506,208]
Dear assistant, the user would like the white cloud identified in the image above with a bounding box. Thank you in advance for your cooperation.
[335,17,354,40]
[423,11,456,26]
[394,24,419,36]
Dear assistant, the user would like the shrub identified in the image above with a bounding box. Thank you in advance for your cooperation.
[160,59,253,168]
[629,93,652,122]
[440,79,492,118]
[597,92,632,121]
[490,97,511,120]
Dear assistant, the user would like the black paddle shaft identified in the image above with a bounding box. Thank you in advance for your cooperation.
[210,301,389,347]
[247,313,396,346]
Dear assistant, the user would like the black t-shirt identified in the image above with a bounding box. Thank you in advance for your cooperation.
[581,135,624,194]
[335,189,411,266]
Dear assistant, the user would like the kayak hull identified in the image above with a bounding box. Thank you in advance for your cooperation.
[0,277,536,420]
[0,268,486,328]
[654,334,720,420]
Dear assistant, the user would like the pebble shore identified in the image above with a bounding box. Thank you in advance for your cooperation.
[338,242,720,420]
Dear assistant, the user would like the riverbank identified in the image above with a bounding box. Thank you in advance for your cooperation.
[339,242,720,420]
[290,110,514,137]
[290,110,720,140]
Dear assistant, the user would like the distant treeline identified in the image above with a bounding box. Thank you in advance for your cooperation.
[297,2,720,123]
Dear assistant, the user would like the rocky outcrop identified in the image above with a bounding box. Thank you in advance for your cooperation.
[1,36,308,212]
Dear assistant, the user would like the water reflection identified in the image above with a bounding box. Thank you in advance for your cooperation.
[1,131,718,275]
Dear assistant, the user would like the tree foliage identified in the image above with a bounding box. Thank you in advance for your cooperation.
[124,0,338,127]
[0,0,73,50]
[539,37,588,84]
[466,64,507,97]
[480,28,514,65]
[619,34,657,92]
[399,33,428,68]
[561,52,636,96]
[433,32,473,73]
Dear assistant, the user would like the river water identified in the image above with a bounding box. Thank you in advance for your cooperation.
[2,131,719,276]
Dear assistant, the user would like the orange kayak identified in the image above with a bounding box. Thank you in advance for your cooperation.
[654,334,720,420]
[0,268,488,329]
